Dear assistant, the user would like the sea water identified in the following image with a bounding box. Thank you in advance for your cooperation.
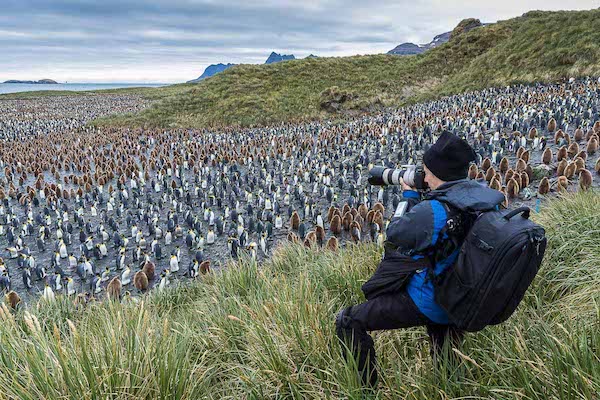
[0,83,167,95]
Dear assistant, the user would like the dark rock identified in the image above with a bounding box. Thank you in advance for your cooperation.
[319,86,354,112]
[265,52,295,64]
[4,79,58,84]
[187,63,236,83]
[387,42,425,55]
[450,18,483,38]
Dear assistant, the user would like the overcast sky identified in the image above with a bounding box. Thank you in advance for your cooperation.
[1,0,598,83]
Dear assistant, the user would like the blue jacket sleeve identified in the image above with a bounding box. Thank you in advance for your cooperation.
[386,196,436,253]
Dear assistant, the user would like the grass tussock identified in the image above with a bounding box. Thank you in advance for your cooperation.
[0,193,599,399]
[90,9,600,128]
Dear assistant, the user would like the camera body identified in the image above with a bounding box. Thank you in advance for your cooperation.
[368,165,427,191]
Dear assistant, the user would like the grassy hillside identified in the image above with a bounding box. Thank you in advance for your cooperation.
[0,192,598,399]
[92,8,600,128]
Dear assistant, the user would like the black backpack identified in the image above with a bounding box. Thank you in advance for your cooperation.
[433,205,547,332]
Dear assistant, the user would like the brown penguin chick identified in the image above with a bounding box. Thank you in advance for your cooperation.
[567,142,579,159]
[133,271,149,292]
[564,162,577,179]
[579,169,593,191]
[106,277,122,301]
[468,164,478,180]
[594,120,600,133]
[586,138,598,155]
[287,232,300,243]
[326,236,339,252]
[547,117,556,132]
[354,214,365,232]
[506,178,520,199]
[596,158,600,174]
[574,127,584,142]
[576,150,587,162]
[556,146,568,162]
[142,260,155,281]
[304,231,317,248]
[342,212,354,231]
[476,170,485,180]
[290,211,300,230]
[541,148,553,165]
[74,293,88,309]
[556,159,568,177]
[554,129,565,145]
[574,157,586,173]
[556,176,569,192]
[342,204,351,217]
[485,167,496,183]
[366,209,376,225]
[515,159,527,173]
[372,202,385,216]
[489,177,501,191]
[357,204,368,221]
[481,158,491,172]
[5,291,21,310]
[330,214,342,235]
[199,260,211,274]
[519,172,530,189]
[315,225,326,247]
[494,172,502,184]
[528,127,538,140]
[372,211,384,232]
[499,157,509,174]
[350,221,362,243]
[327,206,335,222]
[538,177,550,195]
[501,192,509,209]
[520,150,530,164]
[516,147,525,160]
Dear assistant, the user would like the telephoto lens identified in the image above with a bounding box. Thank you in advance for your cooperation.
[368,165,427,190]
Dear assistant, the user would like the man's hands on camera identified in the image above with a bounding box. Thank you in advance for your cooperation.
[400,177,415,192]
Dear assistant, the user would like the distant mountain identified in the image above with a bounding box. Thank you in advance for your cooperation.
[306,54,318,59]
[388,31,451,55]
[265,52,295,64]
[388,18,483,56]
[4,79,58,84]
[187,63,236,83]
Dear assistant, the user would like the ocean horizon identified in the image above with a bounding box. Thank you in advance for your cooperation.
[0,82,168,95]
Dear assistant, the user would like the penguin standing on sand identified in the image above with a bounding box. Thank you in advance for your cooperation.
[169,254,179,273]
[121,265,132,285]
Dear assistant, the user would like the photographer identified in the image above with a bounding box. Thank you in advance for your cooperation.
[335,131,505,387]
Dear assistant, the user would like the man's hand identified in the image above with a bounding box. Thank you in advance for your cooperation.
[400,177,415,192]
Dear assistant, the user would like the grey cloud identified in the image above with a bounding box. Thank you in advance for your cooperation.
[0,0,598,83]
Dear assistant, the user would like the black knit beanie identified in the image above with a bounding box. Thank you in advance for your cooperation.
[423,131,477,181]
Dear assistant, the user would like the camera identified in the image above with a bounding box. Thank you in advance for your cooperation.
[368,164,427,190]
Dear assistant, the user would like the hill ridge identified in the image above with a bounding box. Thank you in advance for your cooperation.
[90,9,600,127]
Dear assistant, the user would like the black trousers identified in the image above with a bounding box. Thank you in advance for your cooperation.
[335,290,464,387]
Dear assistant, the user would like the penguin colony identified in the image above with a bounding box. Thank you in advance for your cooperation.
[1,77,600,306]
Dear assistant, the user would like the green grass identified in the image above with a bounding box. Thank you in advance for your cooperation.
[89,8,600,128]
[0,192,598,399]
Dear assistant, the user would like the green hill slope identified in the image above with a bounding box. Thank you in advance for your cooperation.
[97,8,600,128]
[0,192,598,399]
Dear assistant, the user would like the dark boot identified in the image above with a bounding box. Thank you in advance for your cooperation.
[335,307,378,388]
